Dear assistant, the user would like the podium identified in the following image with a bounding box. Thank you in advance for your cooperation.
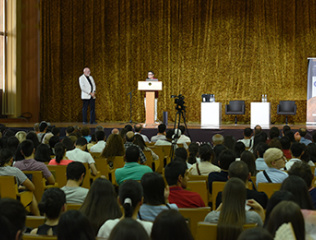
[250,102,271,129]
[201,102,222,128]
[138,81,162,125]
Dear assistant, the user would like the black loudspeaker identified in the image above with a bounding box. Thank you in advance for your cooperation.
[163,111,168,126]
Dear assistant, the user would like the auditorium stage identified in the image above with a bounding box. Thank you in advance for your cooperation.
[4,121,316,143]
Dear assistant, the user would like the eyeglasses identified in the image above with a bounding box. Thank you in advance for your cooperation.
[275,156,286,162]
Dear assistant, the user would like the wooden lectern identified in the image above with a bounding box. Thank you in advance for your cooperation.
[138,81,162,125]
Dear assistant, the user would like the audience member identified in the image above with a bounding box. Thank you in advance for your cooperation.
[254,142,269,171]
[49,142,73,165]
[279,136,291,159]
[15,131,26,143]
[212,134,224,146]
[111,128,119,135]
[42,132,54,145]
[208,149,235,193]
[150,123,166,142]
[174,147,190,168]
[62,136,75,151]
[253,131,268,151]
[101,134,125,166]
[268,127,280,142]
[172,129,188,149]
[213,144,227,166]
[155,129,173,146]
[133,134,159,161]
[165,161,205,208]
[187,142,200,164]
[299,127,312,145]
[58,210,95,240]
[81,126,91,143]
[254,124,262,135]
[124,124,133,132]
[178,125,191,143]
[124,131,147,163]
[237,227,273,240]
[119,128,128,143]
[14,140,55,185]
[139,172,178,221]
[268,137,282,149]
[151,210,193,240]
[109,218,150,240]
[134,123,150,142]
[65,137,98,175]
[37,121,48,142]
[26,131,40,150]
[80,178,122,235]
[65,126,75,136]
[48,135,60,154]
[51,127,61,137]
[240,151,257,176]
[115,146,152,185]
[61,162,89,203]
[234,142,245,160]
[6,136,19,156]
[97,180,153,238]
[30,188,66,236]
[238,128,254,152]
[256,148,288,186]
[223,135,236,150]
[305,143,316,163]
[285,142,305,170]
[189,144,220,176]
[34,143,51,163]
[89,130,106,153]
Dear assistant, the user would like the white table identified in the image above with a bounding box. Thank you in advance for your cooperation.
[251,102,270,129]
[201,102,221,128]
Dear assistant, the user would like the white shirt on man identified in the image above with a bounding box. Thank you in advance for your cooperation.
[66,148,95,164]
[89,140,106,153]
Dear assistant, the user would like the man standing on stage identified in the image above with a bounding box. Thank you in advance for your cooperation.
[145,71,159,122]
[79,67,96,124]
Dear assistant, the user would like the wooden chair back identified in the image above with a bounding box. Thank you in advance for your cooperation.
[23,171,45,202]
[257,183,282,198]
[112,156,125,169]
[149,146,164,173]
[187,180,209,206]
[211,182,226,210]
[23,234,57,240]
[94,157,109,178]
[188,175,208,181]
[90,152,102,159]
[66,203,82,211]
[25,216,46,228]
[143,150,155,170]
[82,163,91,188]
[179,207,211,239]
[47,165,67,188]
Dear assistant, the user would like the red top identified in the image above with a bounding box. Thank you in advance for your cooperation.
[48,159,74,166]
[282,149,292,160]
[168,186,205,208]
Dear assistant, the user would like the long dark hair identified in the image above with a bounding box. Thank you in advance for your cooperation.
[187,143,199,164]
[119,180,143,218]
[240,151,257,176]
[54,142,66,164]
[141,172,166,205]
[38,188,65,220]
[133,134,146,150]
[109,218,149,240]
[80,178,122,235]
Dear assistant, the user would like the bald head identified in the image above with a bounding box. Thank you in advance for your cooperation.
[126,131,135,142]
[134,124,142,133]
[83,68,91,76]
[111,128,119,135]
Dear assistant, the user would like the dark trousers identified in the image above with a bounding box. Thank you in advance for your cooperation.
[82,98,95,123]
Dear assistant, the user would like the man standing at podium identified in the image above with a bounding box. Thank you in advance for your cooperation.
[79,67,96,124]
[145,71,159,122]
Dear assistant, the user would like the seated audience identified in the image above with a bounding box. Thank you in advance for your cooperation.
[15,131,27,143]
[101,134,125,166]
[66,137,98,176]
[134,123,150,142]
[139,172,178,221]
[254,124,262,135]
[178,125,191,143]
[299,127,312,145]
[268,137,282,149]
[115,146,152,185]
[237,227,273,240]
[89,130,106,153]
[34,143,51,163]
[234,142,245,160]
[165,161,205,208]
[80,178,122,235]
[256,148,288,186]
[305,143,316,164]
[286,142,306,170]
[155,129,173,146]
[98,180,153,238]
[37,121,48,142]
[238,127,254,152]
[30,188,66,236]
[26,131,40,150]
[58,210,95,240]
[204,178,264,240]
[253,131,268,151]
[109,218,150,240]
[208,149,235,193]
[42,132,54,145]
[174,147,191,168]
[254,142,269,171]
[172,129,188,149]
[61,162,89,203]
[212,134,224,146]
[49,142,73,165]
[14,140,55,185]
[268,127,280,143]
[111,128,119,135]
[62,136,75,151]
[151,123,167,142]
[151,210,193,240]
[240,151,257,176]
[49,135,60,154]
[81,126,91,143]
[280,136,291,160]
[124,131,147,164]
[133,135,159,161]
[189,143,220,176]
[187,142,200,165]
[223,135,236,150]
[215,161,268,209]
[265,201,305,240]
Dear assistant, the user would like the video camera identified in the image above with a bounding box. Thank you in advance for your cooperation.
[171,94,186,111]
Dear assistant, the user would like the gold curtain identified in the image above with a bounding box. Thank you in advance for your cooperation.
[40,0,316,123]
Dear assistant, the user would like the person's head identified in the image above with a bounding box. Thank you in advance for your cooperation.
[95,131,105,142]
[0,198,26,240]
[7,136,19,153]
[134,124,143,133]
[234,142,245,158]
[306,143,316,162]
[264,190,296,227]
[111,128,119,135]
[255,142,269,158]
[38,188,66,220]
[165,161,188,188]
[141,172,167,205]
[124,124,133,132]
[158,123,166,134]
[253,131,268,149]
[223,136,236,150]
[147,71,155,79]
[125,146,140,163]
[75,137,88,149]
[0,149,14,167]
[199,143,214,162]
[269,127,280,140]
[298,128,308,137]
[173,129,181,139]
[228,161,249,183]
[263,148,285,169]
[66,162,86,182]
[178,125,186,135]
[175,147,187,161]
[151,210,193,240]
[58,210,95,240]
[280,175,314,210]
[284,130,295,143]
[101,134,125,158]
[237,227,273,240]
[254,125,262,135]
[54,142,66,164]
[243,128,253,138]
[42,132,54,145]
[268,137,282,149]
[240,151,256,176]
[34,144,51,162]
[49,135,60,149]
[15,131,26,143]
[212,134,224,146]
[109,218,149,240]
[66,126,75,136]
[279,136,291,151]
[133,134,146,150]
[125,131,135,142]
[80,127,90,137]
[119,180,143,218]
[213,144,227,166]
[288,161,313,188]
[62,136,75,151]
[282,125,291,135]
[39,121,48,133]
[20,139,35,158]
[266,201,305,240]
[51,127,60,136]
[33,123,39,132]
[83,67,91,77]
[218,149,236,170]
[26,131,40,149]
[80,178,122,234]
[165,130,174,141]
[290,142,305,158]
[187,142,199,164]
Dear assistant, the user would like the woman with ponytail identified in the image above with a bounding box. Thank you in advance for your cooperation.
[48,142,73,165]
[30,188,66,235]
[97,180,153,239]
